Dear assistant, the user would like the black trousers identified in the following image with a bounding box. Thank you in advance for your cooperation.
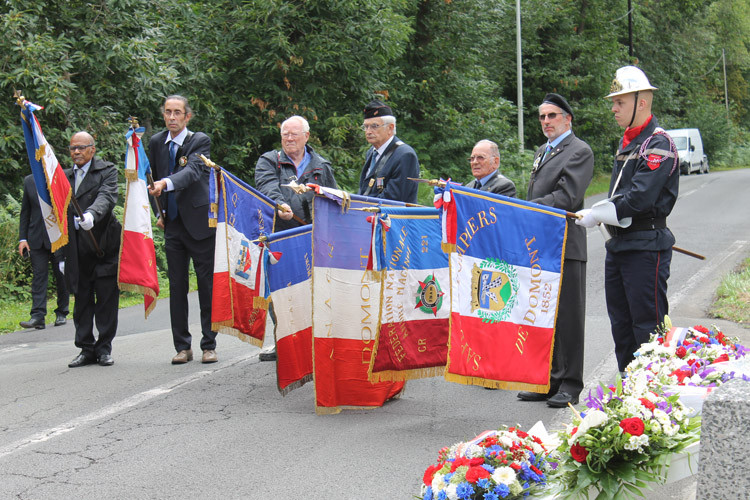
[165,215,217,352]
[605,248,672,371]
[29,247,69,320]
[550,259,586,396]
[73,272,118,357]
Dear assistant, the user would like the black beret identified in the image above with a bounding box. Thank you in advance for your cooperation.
[363,99,394,119]
[542,93,574,120]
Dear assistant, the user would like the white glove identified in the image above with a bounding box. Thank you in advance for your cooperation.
[59,261,65,275]
[73,216,80,230]
[575,208,599,228]
[79,211,94,231]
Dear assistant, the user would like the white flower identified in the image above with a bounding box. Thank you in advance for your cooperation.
[446,484,458,500]
[432,474,444,492]
[570,410,608,442]
[492,466,517,485]
[465,444,484,458]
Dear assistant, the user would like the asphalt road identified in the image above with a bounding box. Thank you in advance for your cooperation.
[1,169,748,499]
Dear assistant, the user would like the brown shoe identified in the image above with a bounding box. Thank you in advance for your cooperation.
[202,349,218,364]
[172,349,193,364]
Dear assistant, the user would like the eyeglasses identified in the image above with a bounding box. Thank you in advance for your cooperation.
[538,112,561,121]
[69,144,94,152]
[468,155,491,163]
[361,123,387,131]
[163,110,185,117]
[281,131,303,138]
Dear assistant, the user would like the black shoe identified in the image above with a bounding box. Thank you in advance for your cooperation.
[259,346,277,361]
[54,314,67,327]
[68,353,96,368]
[517,391,551,402]
[20,318,45,330]
[547,391,579,408]
[98,354,114,366]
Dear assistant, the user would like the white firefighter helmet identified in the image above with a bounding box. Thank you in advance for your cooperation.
[606,65,657,98]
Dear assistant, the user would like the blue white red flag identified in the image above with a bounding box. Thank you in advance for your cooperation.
[312,192,405,414]
[118,125,159,317]
[210,167,276,345]
[368,206,449,382]
[18,98,71,252]
[439,185,568,391]
[264,225,313,395]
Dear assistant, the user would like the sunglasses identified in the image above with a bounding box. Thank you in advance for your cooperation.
[538,112,561,121]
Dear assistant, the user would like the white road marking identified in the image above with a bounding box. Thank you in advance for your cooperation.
[0,344,29,355]
[0,351,257,460]
[678,188,697,199]
[669,240,748,308]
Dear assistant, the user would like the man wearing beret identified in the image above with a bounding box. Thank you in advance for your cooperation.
[517,93,593,407]
[358,100,420,204]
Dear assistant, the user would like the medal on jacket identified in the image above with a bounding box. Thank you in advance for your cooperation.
[368,178,375,187]
[532,155,541,171]
[178,156,188,167]
[376,177,384,189]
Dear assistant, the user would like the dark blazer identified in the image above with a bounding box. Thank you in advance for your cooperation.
[358,135,419,204]
[528,132,594,262]
[148,129,214,241]
[19,174,50,250]
[64,158,121,293]
[469,170,517,198]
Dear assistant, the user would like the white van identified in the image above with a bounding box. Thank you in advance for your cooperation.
[665,128,708,175]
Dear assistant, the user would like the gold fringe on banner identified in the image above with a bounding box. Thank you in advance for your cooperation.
[441,242,456,253]
[443,372,550,393]
[253,296,269,309]
[117,282,158,318]
[123,170,139,182]
[278,374,313,397]
[370,366,445,383]
[214,324,264,348]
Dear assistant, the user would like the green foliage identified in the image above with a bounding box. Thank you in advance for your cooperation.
[0,191,31,302]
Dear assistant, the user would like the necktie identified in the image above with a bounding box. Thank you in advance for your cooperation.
[74,167,84,194]
[167,141,179,220]
[542,144,552,162]
[368,151,379,176]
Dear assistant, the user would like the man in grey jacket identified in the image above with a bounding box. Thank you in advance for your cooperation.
[517,93,593,407]
[467,140,516,197]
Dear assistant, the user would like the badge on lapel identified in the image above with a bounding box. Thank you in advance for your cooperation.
[178,156,188,167]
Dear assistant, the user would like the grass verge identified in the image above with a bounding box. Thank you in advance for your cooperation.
[709,257,750,326]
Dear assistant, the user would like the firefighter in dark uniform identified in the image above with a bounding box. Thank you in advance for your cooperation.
[576,66,679,372]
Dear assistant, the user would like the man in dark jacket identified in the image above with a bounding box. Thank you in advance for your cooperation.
[576,66,679,372]
[65,132,121,367]
[255,115,337,232]
[358,100,419,204]
[148,95,217,365]
[254,115,337,360]
[517,93,593,407]
[18,174,69,329]
[466,140,516,197]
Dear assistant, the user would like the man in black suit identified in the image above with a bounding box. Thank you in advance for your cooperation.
[65,132,121,368]
[467,140,516,197]
[18,174,69,329]
[518,93,594,407]
[358,100,420,204]
[148,95,217,365]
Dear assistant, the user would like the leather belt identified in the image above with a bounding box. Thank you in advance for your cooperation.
[608,217,666,236]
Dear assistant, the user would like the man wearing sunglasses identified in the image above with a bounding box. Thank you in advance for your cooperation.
[517,93,593,407]
[64,132,122,368]
[358,100,420,204]
[466,139,516,197]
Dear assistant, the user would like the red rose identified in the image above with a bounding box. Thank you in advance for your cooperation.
[450,456,469,472]
[694,325,709,334]
[468,457,485,467]
[465,465,491,483]
[620,417,645,436]
[423,464,442,485]
[712,353,730,364]
[675,346,687,358]
[639,398,656,411]
[570,444,589,463]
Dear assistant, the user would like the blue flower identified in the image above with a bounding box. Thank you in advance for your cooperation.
[444,473,454,483]
[494,484,510,498]
[456,482,475,499]
[482,463,495,474]
[477,478,491,490]
[423,486,433,500]
[437,490,448,500]
[483,492,499,500]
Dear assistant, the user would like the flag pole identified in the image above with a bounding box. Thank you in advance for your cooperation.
[199,154,307,225]
[127,117,164,219]
[69,191,104,257]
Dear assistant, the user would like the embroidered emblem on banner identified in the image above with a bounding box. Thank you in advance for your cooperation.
[470,259,518,323]
[647,154,662,170]
[234,239,253,280]
[415,273,444,316]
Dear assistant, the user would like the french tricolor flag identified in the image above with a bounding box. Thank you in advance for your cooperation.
[18,98,71,253]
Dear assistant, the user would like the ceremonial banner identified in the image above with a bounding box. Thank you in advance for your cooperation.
[440,185,567,391]
[312,192,405,414]
[118,125,159,317]
[210,167,276,345]
[368,206,450,382]
[264,225,314,395]
[18,98,71,252]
